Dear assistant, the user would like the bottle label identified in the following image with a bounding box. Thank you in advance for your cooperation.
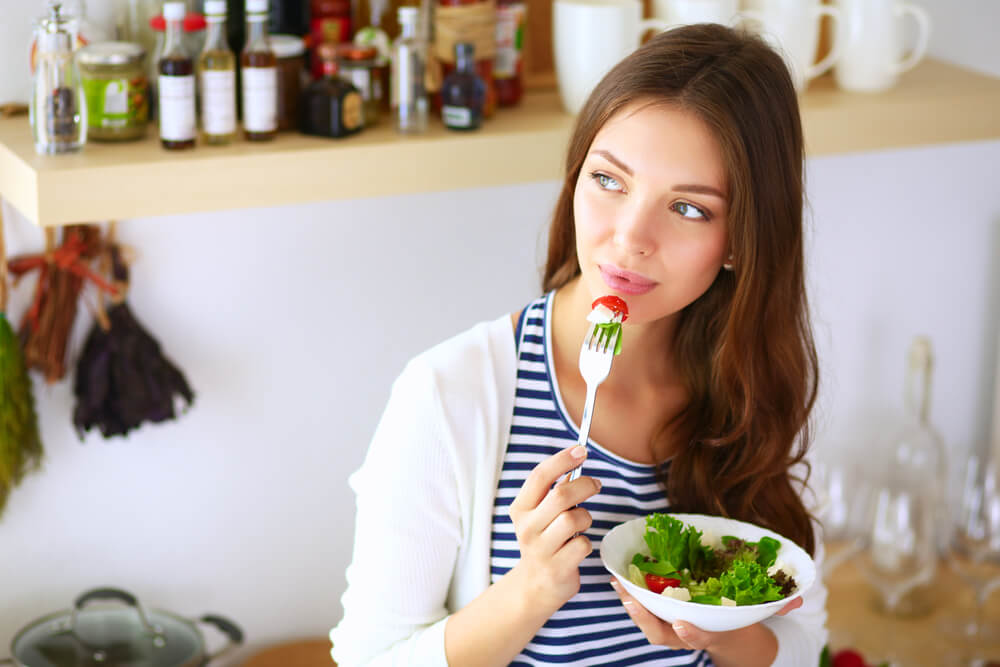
[81,77,148,129]
[442,105,473,128]
[200,69,236,135]
[242,66,278,132]
[494,4,526,79]
[158,74,196,141]
[343,91,363,130]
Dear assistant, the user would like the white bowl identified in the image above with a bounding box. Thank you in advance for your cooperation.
[599,513,816,632]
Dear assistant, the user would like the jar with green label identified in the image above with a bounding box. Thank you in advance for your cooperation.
[76,42,149,141]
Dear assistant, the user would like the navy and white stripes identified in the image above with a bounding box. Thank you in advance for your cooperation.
[490,293,712,666]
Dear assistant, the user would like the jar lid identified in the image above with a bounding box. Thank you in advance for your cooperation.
[271,34,305,58]
[77,41,145,66]
[163,2,185,20]
[338,44,376,61]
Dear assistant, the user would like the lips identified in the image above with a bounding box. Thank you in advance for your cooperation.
[599,264,658,296]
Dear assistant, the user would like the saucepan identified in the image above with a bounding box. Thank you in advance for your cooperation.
[1,587,242,667]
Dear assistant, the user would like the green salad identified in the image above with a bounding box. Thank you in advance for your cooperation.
[627,514,798,606]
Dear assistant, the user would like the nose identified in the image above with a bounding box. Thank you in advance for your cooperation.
[612,199,658,257]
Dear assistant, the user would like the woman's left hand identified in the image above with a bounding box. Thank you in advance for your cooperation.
[609,579,802,651]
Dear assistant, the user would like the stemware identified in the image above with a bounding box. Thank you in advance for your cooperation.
[941,453,1000,647]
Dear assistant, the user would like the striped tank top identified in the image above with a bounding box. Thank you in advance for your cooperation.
[491,292,713,666]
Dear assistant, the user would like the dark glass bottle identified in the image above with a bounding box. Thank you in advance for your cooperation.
[440,42,485,131]
[300,42,364,138]
[158,1,196,149]
[242,0,278,141]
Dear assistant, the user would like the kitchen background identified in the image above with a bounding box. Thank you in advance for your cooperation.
[1,0,999,662]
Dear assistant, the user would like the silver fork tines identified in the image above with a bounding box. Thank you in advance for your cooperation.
[568,313,622,482]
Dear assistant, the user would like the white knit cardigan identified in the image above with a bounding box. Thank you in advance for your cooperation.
[329,313,828,667]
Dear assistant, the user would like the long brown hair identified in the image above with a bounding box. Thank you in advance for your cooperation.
[543,24,819,555]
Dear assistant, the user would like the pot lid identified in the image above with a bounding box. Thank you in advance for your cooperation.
[12,590,202,667]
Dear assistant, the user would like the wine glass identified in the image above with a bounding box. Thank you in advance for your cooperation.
[816,460,871,580]
[855,481,938,615]
[941,453,1000,648]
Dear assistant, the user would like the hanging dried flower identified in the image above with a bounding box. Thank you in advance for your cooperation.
[73,243,194,438]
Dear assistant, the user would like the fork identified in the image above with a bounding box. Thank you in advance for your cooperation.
[568,314,621,482]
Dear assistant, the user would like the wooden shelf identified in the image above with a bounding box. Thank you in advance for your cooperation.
[2,58,999,227]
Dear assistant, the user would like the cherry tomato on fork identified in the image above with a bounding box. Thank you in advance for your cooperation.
[592,296,629,322]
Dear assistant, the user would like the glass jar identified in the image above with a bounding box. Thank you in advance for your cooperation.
[338,43,379,127]
[76,42,149,141]
[271,34,305,131]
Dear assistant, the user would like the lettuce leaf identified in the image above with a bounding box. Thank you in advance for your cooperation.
[592,322,623,355]
[717,560,784,605]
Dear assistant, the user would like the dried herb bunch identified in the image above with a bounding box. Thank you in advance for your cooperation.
[9,225,111,382]
[73,243,194,438]
[0,203,43,516]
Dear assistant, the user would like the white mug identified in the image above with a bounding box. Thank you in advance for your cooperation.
[742,0,843,93]
[833,0,931,92]
[553,0,670,114]
[652,0,748,28]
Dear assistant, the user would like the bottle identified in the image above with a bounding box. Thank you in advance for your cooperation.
[198,0,237,144]
[31,2,86,154]
[878,336,948,616]
[300,43,364,138]
[158,1,196,149]
[242,0,278,141]
[440,42,484,131]
[435,0,495,117]
[309,0,352,78]
[493,0,524,106]
[268,0,309,35]
[391,6,428,134]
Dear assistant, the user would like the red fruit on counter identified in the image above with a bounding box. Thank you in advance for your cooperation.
[831,649,869,667]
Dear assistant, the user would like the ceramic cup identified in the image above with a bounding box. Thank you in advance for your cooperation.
[553,0,670,114]
[742,0,843,92]
[652,0,750,28]
[833,0,931,92]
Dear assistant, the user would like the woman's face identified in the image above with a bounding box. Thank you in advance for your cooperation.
[573,101,730,326]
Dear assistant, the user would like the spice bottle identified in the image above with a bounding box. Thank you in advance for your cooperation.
[309,0,352,78]
[158,1,196,149]
[242,0,278,141]
[338,44,379,127]
[31,2,86,154]
[493,0,524,106]
[440,42,484,130]
[198,0,237,144]
[392,6,428,134]
[300,42,364,139]
[435,0,496,117]
[272,35,306,131]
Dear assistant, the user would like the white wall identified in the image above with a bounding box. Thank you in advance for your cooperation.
[1,0,998,662]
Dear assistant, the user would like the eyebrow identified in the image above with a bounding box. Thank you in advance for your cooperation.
[589,149,727,201]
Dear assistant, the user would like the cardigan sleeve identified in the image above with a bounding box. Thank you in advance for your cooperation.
[760,533,829,667]
[330,357,462,667]
[760,460,829,667]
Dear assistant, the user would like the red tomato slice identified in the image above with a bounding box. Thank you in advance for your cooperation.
[592,295,629,322]
[643,573,681,594]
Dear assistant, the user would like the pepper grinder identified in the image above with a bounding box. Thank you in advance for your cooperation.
[31,2,87,154]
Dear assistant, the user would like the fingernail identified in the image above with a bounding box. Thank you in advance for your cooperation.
[594,478,602,491]
[672,622,689,639]
[610,580,620,592]
[571,445,587,459]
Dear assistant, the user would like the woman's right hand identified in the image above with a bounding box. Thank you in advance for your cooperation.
[508,444,602,612]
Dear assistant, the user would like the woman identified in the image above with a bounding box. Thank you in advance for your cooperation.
[331,23,827,667]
